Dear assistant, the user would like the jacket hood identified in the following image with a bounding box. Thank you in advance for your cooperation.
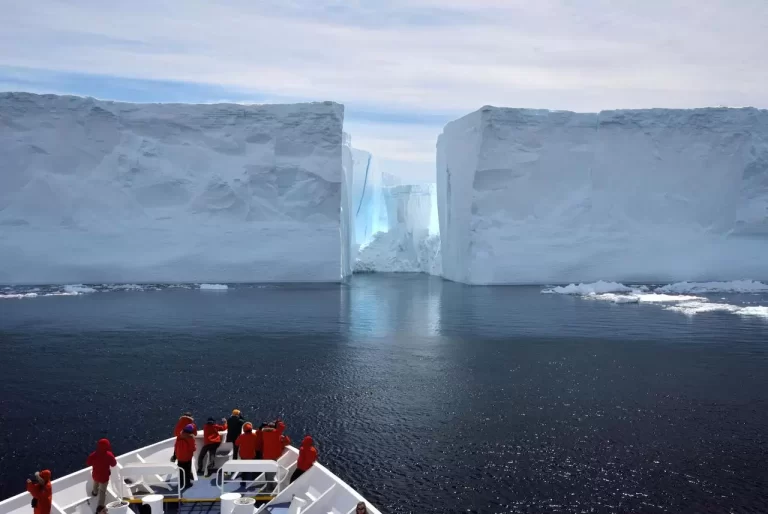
[301,436,314,448]
[97,438,112,452]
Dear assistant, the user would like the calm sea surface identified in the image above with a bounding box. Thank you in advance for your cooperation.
[1,275,767,513]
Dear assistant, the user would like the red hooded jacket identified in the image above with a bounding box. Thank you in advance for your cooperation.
[261,421,286,460]
[27,471,52,514]
[174,432,197,462]
[296,436,317,471]
[203,421,227,445]
[174,416,196,437]
[236,424,260,459]
[86,439,117,482]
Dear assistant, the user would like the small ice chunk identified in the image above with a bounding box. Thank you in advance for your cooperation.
[543,281,632,295]
[63,284,97,294]
[665,301,742,316]
[199,284,228,290]
[0,292,39,299]
[634,294,703,303]
[737,306,768,318]
[588,293,640,304]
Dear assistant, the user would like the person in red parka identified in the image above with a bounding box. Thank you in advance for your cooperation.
[174,412,196,437]
[198,417,227,477]
[290,436,317,483]
[175,424,197,489]
[235,423,260,486]
[259,420,285,489]
[171,412,196,462]
[26,469,52,514]
[86,439,117,509]
[260,420,286,460]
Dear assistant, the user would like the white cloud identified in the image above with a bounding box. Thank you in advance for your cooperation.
[1,0,767,180]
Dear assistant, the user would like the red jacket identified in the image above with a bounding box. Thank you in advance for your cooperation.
[174,416,196,437]
[235,431,260,459]
[261,421,286,460]
[27,479,52,514]
[174,432,196,462]
[203,421,227,445]
[87,438,117,482]
[296,436,317,471]
[280,434,291,450]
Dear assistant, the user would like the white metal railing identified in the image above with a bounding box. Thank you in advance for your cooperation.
[119,463,181,502]
[216,460,287,496]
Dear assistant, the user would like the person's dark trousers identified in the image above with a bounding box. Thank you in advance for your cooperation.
[290,468,305,483]
[198,443,220,474]
[178,460,193,489]
[231,444,239,460]
[240,471,254,487]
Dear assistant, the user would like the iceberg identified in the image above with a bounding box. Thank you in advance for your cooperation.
[0,93,347,284]
[438,106,768,285]
[354,183,441,274]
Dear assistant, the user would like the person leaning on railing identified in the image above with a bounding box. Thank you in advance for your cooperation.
[290,436,317,483]
[174,424,197,490]
[198,417,227,477]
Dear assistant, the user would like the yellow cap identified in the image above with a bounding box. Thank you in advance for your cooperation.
[232,409,240,415]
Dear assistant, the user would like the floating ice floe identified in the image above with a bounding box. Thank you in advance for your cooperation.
[63,284,97,294]
[199,284,228,290]
[544,281,768,319]
[0,292,39,299]
[657,280,768,294]
[543,281,632,295]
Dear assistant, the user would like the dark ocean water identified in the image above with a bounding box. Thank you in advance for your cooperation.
[1,275,767,513]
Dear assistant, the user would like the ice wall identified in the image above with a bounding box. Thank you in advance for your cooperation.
[0,93,346,284]
[355,183,441,274]
[382,184,436,237]
[438,106,768,284]
[341,132,354,279]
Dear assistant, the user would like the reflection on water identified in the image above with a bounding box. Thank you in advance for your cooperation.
[1,275,768,513]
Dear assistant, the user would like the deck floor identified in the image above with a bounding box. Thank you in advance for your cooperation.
[130,471,276,502]
[181,476,270,500]
[137,502,290,514]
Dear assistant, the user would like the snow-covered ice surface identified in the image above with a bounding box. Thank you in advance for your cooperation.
[543,280,768,319]
[354,230,441,274]
[0,93,346,284]
[438,106,768,285]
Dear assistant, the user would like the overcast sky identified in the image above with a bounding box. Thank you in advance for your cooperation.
[2,0,767,182]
